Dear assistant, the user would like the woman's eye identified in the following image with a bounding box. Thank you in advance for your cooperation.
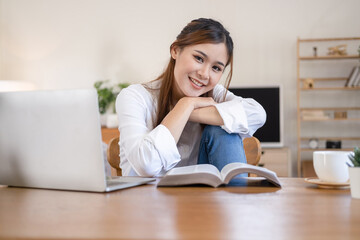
[213,66,222,72]
[194,55,204,63]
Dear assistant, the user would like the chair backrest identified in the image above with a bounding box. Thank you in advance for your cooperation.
[107,136,262,176]
[107,136,122,176]
[243,137,262,166]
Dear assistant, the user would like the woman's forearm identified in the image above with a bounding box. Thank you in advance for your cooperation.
[161,97,219,143]
[189,106,224,126]
[161,98,194,143]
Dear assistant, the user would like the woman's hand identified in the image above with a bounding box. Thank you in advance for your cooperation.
[184,96,217,109]
[161,96,223,143]
[188,97,224,126]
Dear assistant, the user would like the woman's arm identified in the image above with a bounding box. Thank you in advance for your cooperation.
[165,83,267,137]
[185,84,266,137]
[116,85,181,176]
[188,106,224,126]
[161,97,217,143]
[211,84,267,137]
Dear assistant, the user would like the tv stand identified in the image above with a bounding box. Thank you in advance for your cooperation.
[258,147,291,177]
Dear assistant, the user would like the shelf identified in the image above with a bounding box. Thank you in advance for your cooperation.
[299,55,360,60]
[296,37,360,177]
[299,78,348,81]
[300,107,360,111]
[300,148,355,152]
[301,137,360,141]
[101,127,119,144]
[301,118,360,122]
[298,37,360,42]
[300,87,360,91]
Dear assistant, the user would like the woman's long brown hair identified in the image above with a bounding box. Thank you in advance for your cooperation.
[154,18,234,127]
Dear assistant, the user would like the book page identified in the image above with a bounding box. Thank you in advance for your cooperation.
[221,162,281,187]
[167,164,220,177]
[157,164,223,187]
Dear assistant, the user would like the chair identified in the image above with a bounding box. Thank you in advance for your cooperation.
[107,136,122,176]
[107,136,262,176]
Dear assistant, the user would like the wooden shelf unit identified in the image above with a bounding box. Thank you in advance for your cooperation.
[300,148,355,152]
[299,137,360,153]
[300,77,348,81]
[300,119,360,122]
[301,107,360,111]
[301,137,360,141]
[296,37,360,177]
[300,55,359,60]
[300,87,360,91]
[298,37,360,42]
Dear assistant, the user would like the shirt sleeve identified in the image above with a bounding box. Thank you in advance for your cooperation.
[212,84,266,138]
[116,85,181,177]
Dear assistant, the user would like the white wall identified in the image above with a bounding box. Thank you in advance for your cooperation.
[1,0,360,176]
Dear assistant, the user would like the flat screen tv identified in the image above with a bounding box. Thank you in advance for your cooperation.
[228,85,283,148]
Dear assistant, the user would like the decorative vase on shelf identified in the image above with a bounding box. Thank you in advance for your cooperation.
[106,114,118,129]
[100,114,108,127]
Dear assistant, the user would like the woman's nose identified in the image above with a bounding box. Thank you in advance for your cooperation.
[197,65,210,80]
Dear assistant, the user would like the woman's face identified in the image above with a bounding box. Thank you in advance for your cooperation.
[171,42,228,101]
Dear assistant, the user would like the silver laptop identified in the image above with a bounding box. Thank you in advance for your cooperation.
[0,89,155,192]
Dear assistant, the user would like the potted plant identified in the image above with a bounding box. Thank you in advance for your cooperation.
[348,147,360,199]
[94,80,129,128]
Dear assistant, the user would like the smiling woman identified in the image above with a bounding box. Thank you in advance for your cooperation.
[171,43,228,99]
[116,18,266,177]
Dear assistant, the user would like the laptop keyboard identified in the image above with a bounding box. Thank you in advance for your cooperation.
[106,176,156,186]
[106,180,128,187]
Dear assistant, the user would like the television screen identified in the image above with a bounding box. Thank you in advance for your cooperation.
[228,86,283,148]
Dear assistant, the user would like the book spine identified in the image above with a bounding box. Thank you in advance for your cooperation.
[346,66,359,87]
[352,68,360,86]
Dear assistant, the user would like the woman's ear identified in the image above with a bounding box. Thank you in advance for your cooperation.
[171,46,179,60]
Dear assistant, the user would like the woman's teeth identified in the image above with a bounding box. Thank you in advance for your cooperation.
[189,77,203,87]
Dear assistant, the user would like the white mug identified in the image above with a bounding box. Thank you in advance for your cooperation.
[313,151,352,183]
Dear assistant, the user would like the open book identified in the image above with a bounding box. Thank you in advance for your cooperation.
[157,162,281,188]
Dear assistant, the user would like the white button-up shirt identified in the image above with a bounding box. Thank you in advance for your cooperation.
[116,80,266,177]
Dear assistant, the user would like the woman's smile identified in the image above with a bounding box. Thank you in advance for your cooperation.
[189,76,206,88]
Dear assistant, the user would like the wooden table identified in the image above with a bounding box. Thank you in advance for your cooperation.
[0,178,359,239]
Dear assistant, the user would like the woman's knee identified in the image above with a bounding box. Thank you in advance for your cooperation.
[200,125,247,168]
[202,125,243,143]
[203,125,228,138]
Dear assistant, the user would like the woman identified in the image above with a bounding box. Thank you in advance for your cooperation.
[116,18,266,177]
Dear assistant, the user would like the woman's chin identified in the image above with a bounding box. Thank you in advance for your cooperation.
[185,92,203,98]
[184,87,206,97]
